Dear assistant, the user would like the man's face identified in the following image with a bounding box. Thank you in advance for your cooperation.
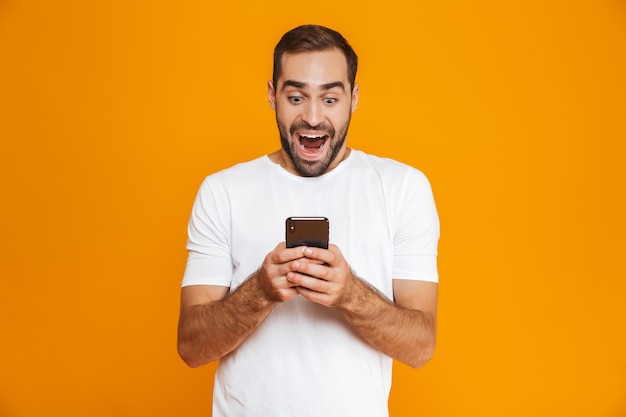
[268,49,359,177]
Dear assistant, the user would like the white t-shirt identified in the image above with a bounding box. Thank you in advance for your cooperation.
[183,150,439,417]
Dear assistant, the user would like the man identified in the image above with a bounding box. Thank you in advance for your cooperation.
[177,24,440,416]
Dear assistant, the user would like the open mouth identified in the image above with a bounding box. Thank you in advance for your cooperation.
[298,133,328,153]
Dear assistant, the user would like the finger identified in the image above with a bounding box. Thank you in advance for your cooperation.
[301,245,338,265]
[281,274,300,288]
[288,271,329,293]
[291,259,331,282]
[264,263,300,288]
[295,285,335,307]
[269,245,309,265]
[274,287,300,302]
[297,257,325,265]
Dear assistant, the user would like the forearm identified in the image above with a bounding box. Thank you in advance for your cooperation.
[177,273,276,368]
[338,277,436,368]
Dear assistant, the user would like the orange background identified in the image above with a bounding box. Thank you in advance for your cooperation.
[1,1,625,416]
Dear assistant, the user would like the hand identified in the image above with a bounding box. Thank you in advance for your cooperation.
[256,243,309,303]
[286,244,356,308]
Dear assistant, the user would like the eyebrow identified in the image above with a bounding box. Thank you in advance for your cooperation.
[281,80,346,92]
[321,81,345,92]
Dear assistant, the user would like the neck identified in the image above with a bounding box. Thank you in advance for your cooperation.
[269,147,351,176]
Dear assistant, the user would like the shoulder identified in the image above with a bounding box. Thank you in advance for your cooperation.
[206,156,268,180]
[351,150,431,186]
[190,156,271,206]
[190,157,271,218]
[199,156,269,188]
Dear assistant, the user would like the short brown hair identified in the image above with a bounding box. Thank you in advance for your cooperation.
[273,25,358,90]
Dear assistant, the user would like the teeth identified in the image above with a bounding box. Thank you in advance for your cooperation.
[298,134,326,149]
[300,142,325,149]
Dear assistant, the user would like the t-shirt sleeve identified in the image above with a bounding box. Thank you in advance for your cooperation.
[181,178,233,288]
[392,168,440,283]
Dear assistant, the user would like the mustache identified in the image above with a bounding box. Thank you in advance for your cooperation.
[289,121,334,136]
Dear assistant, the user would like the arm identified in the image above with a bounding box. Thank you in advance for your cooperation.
[287,246,438,369]
[339,277,437,369]
[177,243,304,368]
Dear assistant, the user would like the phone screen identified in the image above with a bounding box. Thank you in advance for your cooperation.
[285,217,329,249]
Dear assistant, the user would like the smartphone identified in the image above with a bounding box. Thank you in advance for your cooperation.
[285,217,329,249]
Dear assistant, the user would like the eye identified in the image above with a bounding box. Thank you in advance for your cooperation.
[323,97,337,105]
[288,96,304,104]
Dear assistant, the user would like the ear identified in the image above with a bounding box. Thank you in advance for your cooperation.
[268,80,277,111]
[350,82,360,113]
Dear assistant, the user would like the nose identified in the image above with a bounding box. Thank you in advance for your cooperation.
[301,100,323,127]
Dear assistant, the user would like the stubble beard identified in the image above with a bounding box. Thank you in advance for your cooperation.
[278,117,350,177]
